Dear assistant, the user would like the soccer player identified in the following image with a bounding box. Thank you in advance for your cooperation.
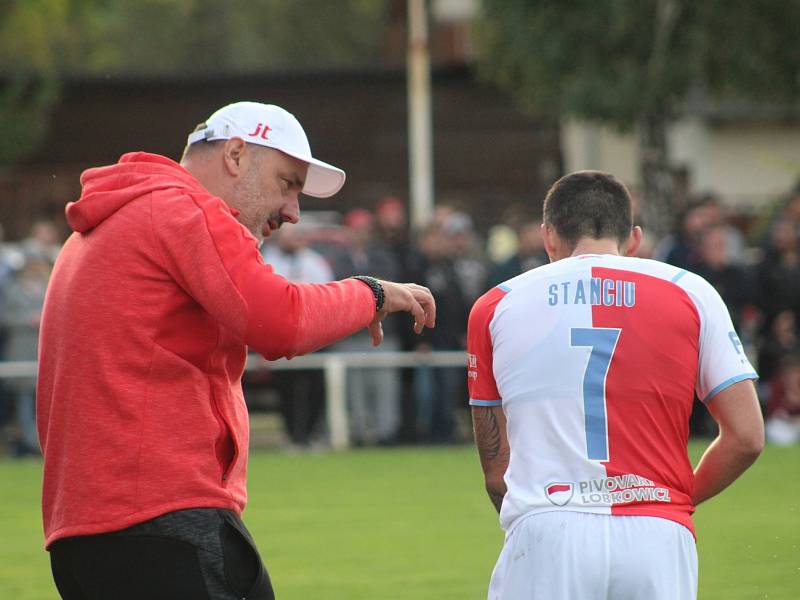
[468,171,763,599]
[37,101,435,599]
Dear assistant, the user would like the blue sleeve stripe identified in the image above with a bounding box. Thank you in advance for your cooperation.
[702,372,759,403]
[470,399,502,407]
[498,284,511,292]
[671,269,688,283]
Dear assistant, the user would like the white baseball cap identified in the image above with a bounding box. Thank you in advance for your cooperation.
[186,101,346,198]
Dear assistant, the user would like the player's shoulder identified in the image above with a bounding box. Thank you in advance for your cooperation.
[471,283,510,318]
[610,257,724,317]
[595,256,716,291]
[653,261,720,300]
[596,255,683,280]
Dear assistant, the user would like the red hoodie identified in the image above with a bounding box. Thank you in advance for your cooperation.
[37,152,375,548]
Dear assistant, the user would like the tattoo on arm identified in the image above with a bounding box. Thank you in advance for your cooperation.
[474,407,502,461]
[473,406,510,514]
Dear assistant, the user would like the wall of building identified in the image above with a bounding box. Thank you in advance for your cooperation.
[562,117,800,210]
[0,67,560,239]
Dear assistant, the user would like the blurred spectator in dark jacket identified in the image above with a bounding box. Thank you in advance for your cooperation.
[653,196,720,270]
[372,196,423,442]
[330,210,400,281]
[757,310,798,387]
[751,204,800,440]
[656,193,748,268]
[3,249,53,456]
[442,211,488,304]
[693,223,752,330]
[330,209,402,446]
[486,220,549,288]
[374,196,412,278]
[409,224,470,443]
[372,198,416,342]
[262,225,334,449]
[410,224,470,354]
[754,219,800,327]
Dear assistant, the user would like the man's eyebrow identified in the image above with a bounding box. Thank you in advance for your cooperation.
[281,169,304,187]
[290,173,305,189]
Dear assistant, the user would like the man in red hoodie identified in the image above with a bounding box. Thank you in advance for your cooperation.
[37,101,436,600]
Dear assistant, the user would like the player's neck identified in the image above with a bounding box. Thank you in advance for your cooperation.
[569,238,621,258]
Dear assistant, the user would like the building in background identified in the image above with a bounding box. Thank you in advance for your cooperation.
[562,102,800,213]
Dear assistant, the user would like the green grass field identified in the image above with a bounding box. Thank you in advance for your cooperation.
[1,443,798,599]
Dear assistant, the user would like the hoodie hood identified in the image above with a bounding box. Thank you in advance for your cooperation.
[66,152,208,233]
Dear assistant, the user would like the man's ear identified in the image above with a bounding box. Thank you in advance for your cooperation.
[624,226,643,256]
[222,137,247,177]
[541,223,559,262]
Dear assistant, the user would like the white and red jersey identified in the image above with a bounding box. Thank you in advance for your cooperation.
[467,254,757,536]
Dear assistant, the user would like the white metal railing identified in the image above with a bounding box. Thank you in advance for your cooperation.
[0,351,468,450]
[0,361,38,379]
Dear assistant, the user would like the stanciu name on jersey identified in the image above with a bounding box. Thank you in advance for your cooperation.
[548,277,636,307]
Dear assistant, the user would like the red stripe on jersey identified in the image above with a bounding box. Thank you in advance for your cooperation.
[590,267,700,534]
[547,484,572,494]
[467,286,507,401]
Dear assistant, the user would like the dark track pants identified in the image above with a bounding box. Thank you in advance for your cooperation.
[49,508,274,600]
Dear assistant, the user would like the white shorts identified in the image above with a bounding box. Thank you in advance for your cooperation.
[488,511,697,600]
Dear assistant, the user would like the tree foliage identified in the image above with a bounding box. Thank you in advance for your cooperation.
[0,0,388,165]
[0,0,70,166]
[479,0,800,232]
[0,0,388,77]
[480,0,800,128]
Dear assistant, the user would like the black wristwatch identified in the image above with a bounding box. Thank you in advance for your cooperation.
[352,276,385,312]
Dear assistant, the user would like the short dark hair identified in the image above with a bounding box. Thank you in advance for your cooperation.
[180,122,224,161]
[543,170,633,249]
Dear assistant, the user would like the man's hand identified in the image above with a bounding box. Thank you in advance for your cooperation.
[367,281,436,346]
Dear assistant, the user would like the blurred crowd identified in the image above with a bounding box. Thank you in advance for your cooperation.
[3,184,800,456]
[0,220,62,457]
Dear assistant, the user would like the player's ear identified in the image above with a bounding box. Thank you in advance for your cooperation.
[542,223,559,263]
[624,226,643,256]
[222,137,247,177]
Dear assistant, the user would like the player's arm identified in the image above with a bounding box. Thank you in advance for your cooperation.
[472,405,509,513]
[692,379,764,505]
[467,287,508,512]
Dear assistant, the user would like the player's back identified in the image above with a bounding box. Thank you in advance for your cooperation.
[468,253,756,535]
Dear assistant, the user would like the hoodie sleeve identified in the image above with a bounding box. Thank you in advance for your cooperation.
[151,190,375,360]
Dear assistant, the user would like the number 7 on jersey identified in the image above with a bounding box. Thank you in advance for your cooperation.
[570,327,621,462]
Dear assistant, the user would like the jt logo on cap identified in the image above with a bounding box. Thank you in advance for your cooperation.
[247,123,272,140]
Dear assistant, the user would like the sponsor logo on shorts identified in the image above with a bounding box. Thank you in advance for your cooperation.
[545,482,574,506]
